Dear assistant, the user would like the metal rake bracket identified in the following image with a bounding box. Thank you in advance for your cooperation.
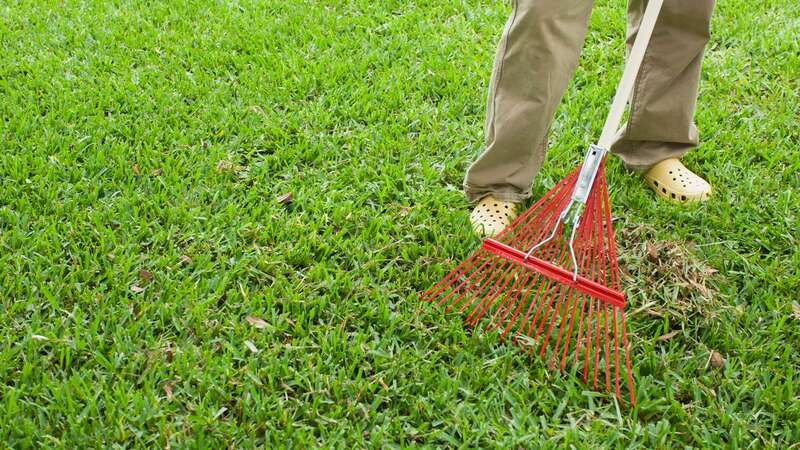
[524,145,608,281]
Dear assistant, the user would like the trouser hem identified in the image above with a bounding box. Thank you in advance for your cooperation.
[463,184,531,204]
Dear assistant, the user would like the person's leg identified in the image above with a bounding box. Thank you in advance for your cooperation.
[464,0,594,204]
[611,0,715,172]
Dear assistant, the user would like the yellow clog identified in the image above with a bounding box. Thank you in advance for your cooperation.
[470,195,519,237]
[644,158,712,203]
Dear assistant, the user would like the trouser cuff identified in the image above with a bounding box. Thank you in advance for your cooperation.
[463,184,531,204]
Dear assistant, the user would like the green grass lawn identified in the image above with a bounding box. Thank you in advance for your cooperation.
[1,0,799,447]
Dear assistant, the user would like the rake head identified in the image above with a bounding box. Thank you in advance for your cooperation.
[422,160,634,404]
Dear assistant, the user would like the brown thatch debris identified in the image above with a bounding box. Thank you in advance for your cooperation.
[618,224,724,322]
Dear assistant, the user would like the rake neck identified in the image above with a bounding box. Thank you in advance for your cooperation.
[571,145,607,205]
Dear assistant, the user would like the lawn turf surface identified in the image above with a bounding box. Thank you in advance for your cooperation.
[1,0,799,447]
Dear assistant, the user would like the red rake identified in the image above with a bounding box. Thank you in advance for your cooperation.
[422,0,664,405]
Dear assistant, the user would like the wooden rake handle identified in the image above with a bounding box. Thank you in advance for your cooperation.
[597,0,664,150]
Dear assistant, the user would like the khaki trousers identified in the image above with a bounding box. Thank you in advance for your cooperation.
[464,0,715,203]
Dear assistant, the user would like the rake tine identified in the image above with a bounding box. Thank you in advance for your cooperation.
[543,207,593,362]
[473,207,564,324]
[533,282,569,356]
[512,182,574,250]
[558,280,587,370]
[508,169,577,248]
[593,297,602,389]
[443,256,497,311]
[573,295,588,365]
[493,198,574,336]
[510,228,571,343]
[465,261,518,324]
[516,276,554,344]
[576,174,602,387]
[603,304,611,392]
[556,187,603,367]
[498,199,566,340]
[613,306,622,401]
[421,252,481,303]
[622,313,635,404]
[498,167,580,242]
[595,176,615,393]
[583,297,595,383]
[574,182,603,367]
[575,183,602,370]
[538,282,570,357]
[518,237,568,341]
[547,226,591,360]
[499,272,542,339]
[550,287,577,361]
[485,269,533,332]
[456,258,512,315]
